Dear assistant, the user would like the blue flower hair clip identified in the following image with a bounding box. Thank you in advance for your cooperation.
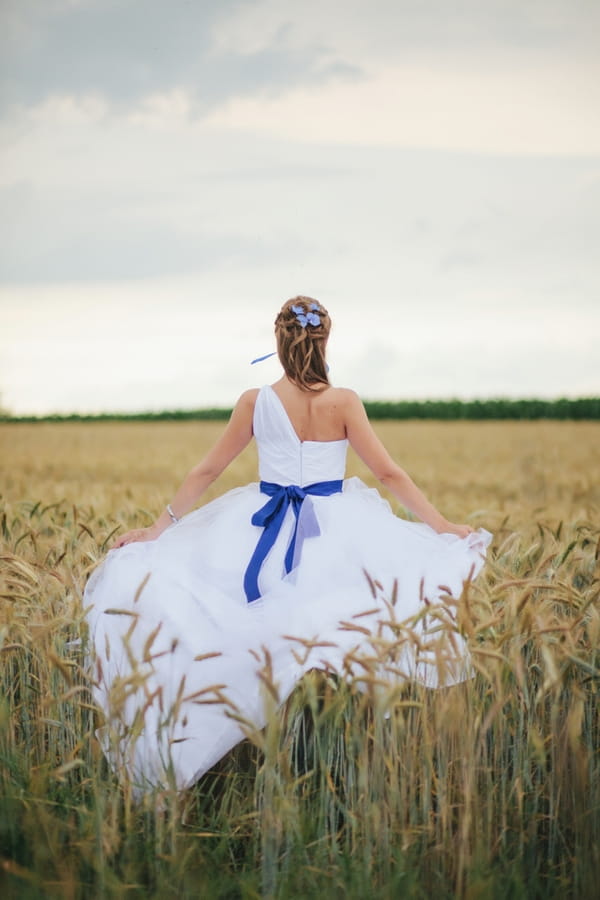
[292,303,321,327]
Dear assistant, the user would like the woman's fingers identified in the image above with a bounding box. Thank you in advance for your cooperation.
[112,526,157,549]
[447,523,475,538]
[113,530,138,549]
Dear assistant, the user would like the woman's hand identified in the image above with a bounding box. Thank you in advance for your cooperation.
[112,525,162,549]
[440,521,475,539]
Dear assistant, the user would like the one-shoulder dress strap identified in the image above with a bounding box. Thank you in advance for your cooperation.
[253,385,299,447]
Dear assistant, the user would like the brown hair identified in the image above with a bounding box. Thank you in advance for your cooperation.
[274,296,331,391]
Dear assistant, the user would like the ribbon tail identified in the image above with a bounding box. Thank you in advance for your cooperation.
[244,496,288,602]
[287,496,321,572]
[283,498,301,575]
[244,528,276,603]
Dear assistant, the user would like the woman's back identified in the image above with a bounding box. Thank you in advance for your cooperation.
[268,379,348,443]
[254,384,347,487]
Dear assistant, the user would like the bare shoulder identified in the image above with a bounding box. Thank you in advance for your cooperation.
[325,386,359,401]
[229,388,260,425]
[327,387,364,413]
[237,387,260,406]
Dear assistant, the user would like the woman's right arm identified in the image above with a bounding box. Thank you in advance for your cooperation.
[342,390,473,538]
[113,389,258,548]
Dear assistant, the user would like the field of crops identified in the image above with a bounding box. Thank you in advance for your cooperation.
[1,419,599,898]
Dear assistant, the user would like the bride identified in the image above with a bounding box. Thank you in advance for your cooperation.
[85,296,491,792]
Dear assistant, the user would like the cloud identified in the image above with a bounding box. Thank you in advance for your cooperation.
[0,0,361,112]
[1,0,598,413]
[2,0,598,160]
[3,1,598,127]
[213,0,600,60]
[0,175,324,282]
[1,98,598,295]
[203,57,600,155]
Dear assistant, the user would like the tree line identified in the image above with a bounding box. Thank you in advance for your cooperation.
[1,397,599,423]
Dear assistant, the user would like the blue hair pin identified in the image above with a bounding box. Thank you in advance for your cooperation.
[251,351,277,365]
[251,348,329,371]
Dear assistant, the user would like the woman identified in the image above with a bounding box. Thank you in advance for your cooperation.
[85,297,491,792]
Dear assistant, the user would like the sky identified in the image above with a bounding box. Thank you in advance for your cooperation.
[1,0,599,414]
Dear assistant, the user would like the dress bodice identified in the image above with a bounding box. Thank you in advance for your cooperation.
[253,385,348,486]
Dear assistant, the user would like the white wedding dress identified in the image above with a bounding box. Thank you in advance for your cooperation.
[85,385,491,792]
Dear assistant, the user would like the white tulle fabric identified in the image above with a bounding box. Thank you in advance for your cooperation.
[85,385,491,792]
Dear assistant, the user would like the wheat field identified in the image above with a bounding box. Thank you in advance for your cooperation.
[1,420,599,898]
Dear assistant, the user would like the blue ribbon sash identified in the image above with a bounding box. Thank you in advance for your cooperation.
[243,479,343,603]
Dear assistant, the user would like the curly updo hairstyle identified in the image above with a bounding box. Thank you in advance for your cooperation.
[275,296,331,391]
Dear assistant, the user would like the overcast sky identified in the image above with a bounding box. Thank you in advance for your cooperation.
[1,0,599,413]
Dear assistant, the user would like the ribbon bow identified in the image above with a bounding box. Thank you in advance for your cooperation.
[292,303,321,327]
[243,479,343,602]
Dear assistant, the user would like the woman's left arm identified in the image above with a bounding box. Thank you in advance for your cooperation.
[113,389,258,548]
